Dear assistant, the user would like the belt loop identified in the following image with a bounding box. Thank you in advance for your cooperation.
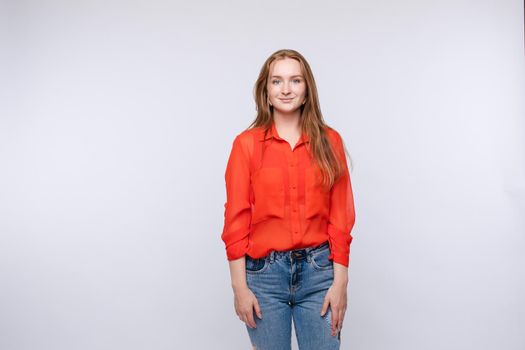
[306,250,311,263]
[269,251,275,263]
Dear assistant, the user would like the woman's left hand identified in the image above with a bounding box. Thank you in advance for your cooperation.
[320,280,348,337]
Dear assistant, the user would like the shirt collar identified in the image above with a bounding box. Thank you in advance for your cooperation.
[259,120,310,144]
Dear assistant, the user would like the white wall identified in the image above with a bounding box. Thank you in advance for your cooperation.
[1,1,523,349]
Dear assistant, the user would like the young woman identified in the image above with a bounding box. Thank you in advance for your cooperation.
[221,49,356,350]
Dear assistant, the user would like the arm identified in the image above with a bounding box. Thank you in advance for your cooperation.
[321,131,356,336]
[221,135,262,327]
[327,131,356,277]
[221,135,252,290]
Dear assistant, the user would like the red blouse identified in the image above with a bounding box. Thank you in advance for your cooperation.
[221,120,356,267]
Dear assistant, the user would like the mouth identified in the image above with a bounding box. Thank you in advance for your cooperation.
[279,98,294,103]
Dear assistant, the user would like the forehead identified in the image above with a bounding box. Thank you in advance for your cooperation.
[269,57,302,76]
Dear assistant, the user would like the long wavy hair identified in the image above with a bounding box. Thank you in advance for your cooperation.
[246,49,353,191]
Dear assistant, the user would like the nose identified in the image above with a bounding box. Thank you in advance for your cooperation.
[282,82,291,95]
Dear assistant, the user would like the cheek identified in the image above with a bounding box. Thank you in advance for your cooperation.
[295,86,306,95]
[267,86,278,95]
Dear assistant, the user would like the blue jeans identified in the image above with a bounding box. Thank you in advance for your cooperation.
[245,241,341,350]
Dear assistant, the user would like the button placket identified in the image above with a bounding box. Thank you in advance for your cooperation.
[288,152,300,240]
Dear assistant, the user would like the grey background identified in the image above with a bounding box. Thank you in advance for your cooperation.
[1,0,524,349]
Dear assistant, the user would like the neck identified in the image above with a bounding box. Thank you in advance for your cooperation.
[272,111,301,129]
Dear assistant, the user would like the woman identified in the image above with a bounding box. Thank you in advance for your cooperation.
[221,49,356,350]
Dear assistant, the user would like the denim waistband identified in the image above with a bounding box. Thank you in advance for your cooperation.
[268,240,329,262]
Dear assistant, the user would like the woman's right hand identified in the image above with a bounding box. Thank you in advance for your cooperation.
[233,285,263,329]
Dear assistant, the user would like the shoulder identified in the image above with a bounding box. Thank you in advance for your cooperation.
[229,127,258,156]
[324,126,343,145]
[234,127,258,146]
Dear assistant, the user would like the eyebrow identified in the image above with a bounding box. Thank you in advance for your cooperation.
[270,75,303,78]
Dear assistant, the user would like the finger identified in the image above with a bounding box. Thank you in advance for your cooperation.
[241,313,250,327]
[334,319,342,336]
[246,311,257,329]
[337,306,347,332]
[331,306,338,335]
[338,309,345,329]
[320,297,330,316]
[253,299,263,319]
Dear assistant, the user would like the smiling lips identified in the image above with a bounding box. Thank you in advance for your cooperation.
[280,98,293,103]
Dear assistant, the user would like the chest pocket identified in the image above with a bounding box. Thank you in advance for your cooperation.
[304,165,330,220]
[251,167,285,224]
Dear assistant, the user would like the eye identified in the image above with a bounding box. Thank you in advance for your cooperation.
[272,79,281,85]
[293,79,302,83]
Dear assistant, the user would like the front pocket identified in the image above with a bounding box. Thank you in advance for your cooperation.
[304,166,330,220]
[251,167,285,224]
[310,247,334,270]
[245,255,270,274]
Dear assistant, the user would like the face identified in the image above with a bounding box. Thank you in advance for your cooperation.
[267,57,307,114]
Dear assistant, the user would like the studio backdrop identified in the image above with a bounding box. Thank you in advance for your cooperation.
[1,1,524,349]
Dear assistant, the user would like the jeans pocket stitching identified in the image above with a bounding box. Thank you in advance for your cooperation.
[310,248,333,271]
[246,256,270,274]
